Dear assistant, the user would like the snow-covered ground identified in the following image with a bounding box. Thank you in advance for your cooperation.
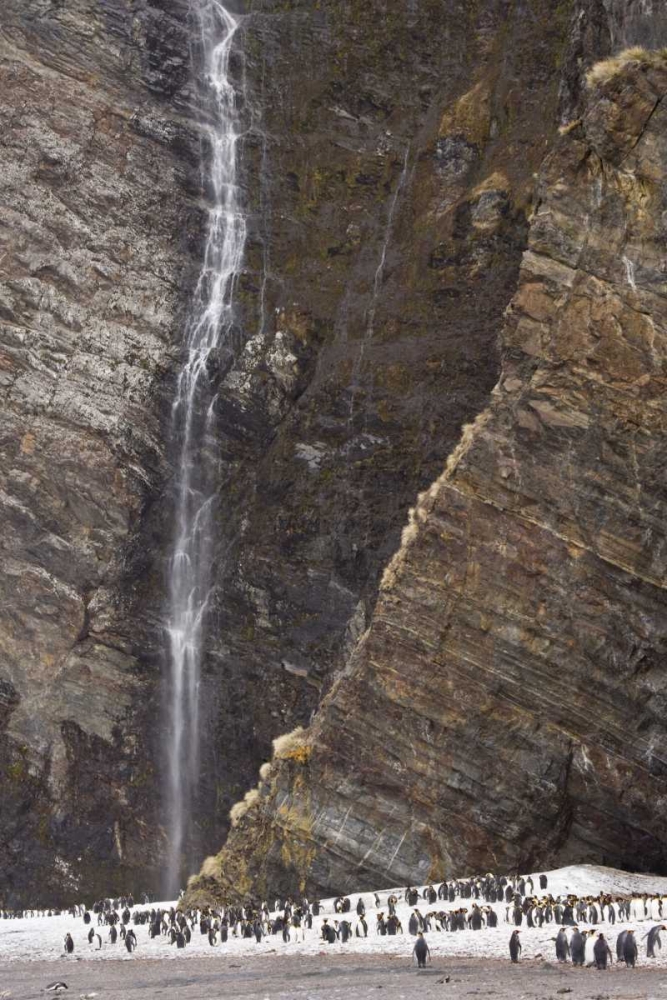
[2,865,667,966]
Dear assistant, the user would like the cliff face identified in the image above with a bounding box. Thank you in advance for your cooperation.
[2,0,667,907]
[2,0,567,901]
[0,0,201,902]
[186,0,622,866]
[603,0,667,49]
[189,0,667,874]
[189,47,667,902]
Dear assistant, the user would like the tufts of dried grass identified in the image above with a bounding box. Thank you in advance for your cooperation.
[272,727,307,759]
[229,787,260,827]
[200,855,220,877]
[586,47,667,87]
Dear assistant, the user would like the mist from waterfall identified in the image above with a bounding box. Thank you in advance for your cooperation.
[164,0,246,897]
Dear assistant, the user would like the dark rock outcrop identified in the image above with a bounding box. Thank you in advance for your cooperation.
[188,48,667,902]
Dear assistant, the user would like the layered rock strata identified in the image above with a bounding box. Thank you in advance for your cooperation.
[188,48,667,902]
[0,0,200,902]
[185,0,616,868]
[3,0,667,905]
[1,0,574,901]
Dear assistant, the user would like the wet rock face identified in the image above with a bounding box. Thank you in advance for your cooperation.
[0,0,200,903]
[603,0,667,50]
[188,0,667,888]
[2,0,549,901]
[191,50,667,902]
[190,0,590,865]
[2,0,665,906]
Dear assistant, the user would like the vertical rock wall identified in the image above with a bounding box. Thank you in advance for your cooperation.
[187,47,667,901]
[0,0,200,903]
[602,0,667,49]
[2,0,667,905]
[191,0,590,865]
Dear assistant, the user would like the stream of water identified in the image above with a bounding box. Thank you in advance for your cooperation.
[164,0,246,896]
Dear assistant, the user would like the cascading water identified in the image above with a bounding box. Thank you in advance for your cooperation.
[164,0,246,896]
[347,146,411,435]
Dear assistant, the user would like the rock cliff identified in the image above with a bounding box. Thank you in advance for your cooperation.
[188,45,667,902]
[191,0,577,868]
[3,0,667,906]
[0,0,201,902]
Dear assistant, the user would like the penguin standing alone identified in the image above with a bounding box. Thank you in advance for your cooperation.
[509,930,521,963]
[413,932,430,968]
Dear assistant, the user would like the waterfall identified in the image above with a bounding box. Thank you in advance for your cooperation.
[363,146,410,355]
[347,146,411,437]
[623,254,637,291]
[164,0,246,896]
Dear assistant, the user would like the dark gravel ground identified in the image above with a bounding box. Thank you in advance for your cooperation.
[2,953,667,1000]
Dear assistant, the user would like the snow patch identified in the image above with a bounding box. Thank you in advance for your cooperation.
[3,865,667,966]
